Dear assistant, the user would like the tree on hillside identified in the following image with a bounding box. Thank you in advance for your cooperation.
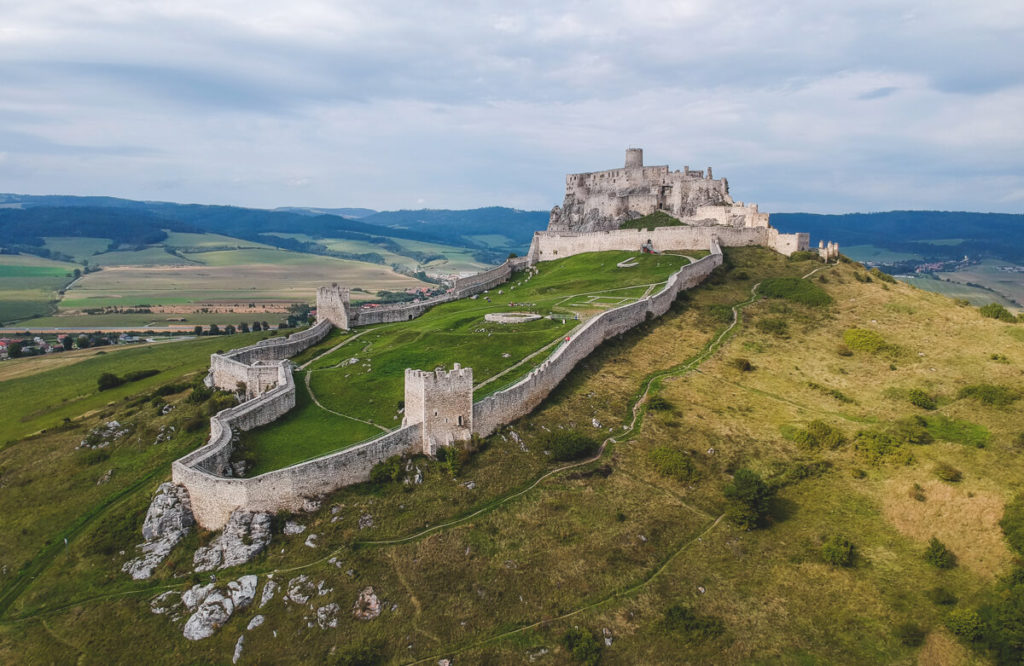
[225,324,236,335]
[261,321,269,331]
[8,341,23,358]
[76,335,90,349]
[193,325,203,336]
[61,336,73,351]
[208,324,220,335]
[239,322,249,333]
[251,321,261,331]
[724,468,776,529]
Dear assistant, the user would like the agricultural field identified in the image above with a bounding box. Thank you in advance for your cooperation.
[238,250,693,473]
[41,236,112,262]
[935,259,1024,308]
[899,274,1020,310]
[1,248,1022,663]
[0,253,78,323]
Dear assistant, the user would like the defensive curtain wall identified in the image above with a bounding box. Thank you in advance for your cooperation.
[173,240,724,529]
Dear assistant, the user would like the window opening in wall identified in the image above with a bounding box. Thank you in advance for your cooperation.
[457,415,463,426]
[434,410,438,416]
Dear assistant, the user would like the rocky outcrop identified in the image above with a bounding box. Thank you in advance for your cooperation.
[181,575,257,641]
[353,587,381,620]
[193,510,272,572]
[122,483,195,580]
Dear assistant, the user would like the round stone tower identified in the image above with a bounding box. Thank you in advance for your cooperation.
[625,147,643,169]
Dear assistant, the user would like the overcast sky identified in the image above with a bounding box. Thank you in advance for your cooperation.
[1,1,1022,213]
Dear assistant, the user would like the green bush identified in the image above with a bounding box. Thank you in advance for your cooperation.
[759,277,833,306]
[788,250,822,262]
[97,372,124,392]
[806,381,854,403]
[80,449,110,465]
[925,537,956,569]
[662,604,724,641]
[853,429,915,465]
[934,462,963,483]
[957,384,1020,408]
[782,420,846,450]
[369,455,404,484]
[755,317,789,337]
[332,639,386,665]
[843,328,895,355]
[543,430,600,462]
[706,304,734,324]
[894,622,925,646]
[1000,494,1024,557]
[730,357,754,372]
[124,369,160,382]
[188,385,214,404]
[869,267,897,283]
[724,468,775,529]
[979,303,1018,322]
[561,626,602,665]
[945,608,984,641]
[436,445,463,478]
[907,388,937,410]
[650,447,696,482]
[820,534,855,567]
[926,586,958,605]
[647,395,674,411]
[923,414,989,448]
[853,271,872,283]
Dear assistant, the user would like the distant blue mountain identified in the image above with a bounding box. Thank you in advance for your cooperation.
[772,211,1024,264]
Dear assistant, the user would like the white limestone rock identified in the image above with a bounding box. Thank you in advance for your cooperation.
[182,583,215,611]
[122,483,195,580]
[149,590,182,615]
[286,575,315,605]
[193,510,272,572]
[258,579,278,608]
[283,520,305,535]
[304,534,318,548]
[227,575,258,610]
[317,603,339,629]
[232,634,245,664]
[353,586,381,621]
[183,589,234,641]
[247,615,265,630]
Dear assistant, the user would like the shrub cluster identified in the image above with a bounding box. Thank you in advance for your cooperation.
[647,395,674,411]
[957,383,1020,408]
[820,534,855,567]
[979,303,1018,323]
[806,381,854,404]
[853,417,933,465]
[906,388,937,410]
[661,604,724,641]
[842,328,895,355]
[782,420,846,450]
[543,430,600,462]
[934,462,963,483]
[1000,493,1024,557]
[96,368,160,392]
[730,357,754,372]
[369,455,405,484]
[945,608,984,641]
[869,267,897,283]
[755,316,789,337]
[561,627,602,665]
[759,277,833,306]
[724,468,775,529]
[924,537,956,569]
[649,446,696,482]
[787,250,822,262]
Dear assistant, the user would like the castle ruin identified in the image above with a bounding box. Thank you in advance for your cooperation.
[549,148,735,232]
[172,148,837,530]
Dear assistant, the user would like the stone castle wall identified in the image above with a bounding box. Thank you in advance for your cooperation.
[208,320,332,397]
[473,240,723,436]
[528,225,807,259]
[176,238,725,530]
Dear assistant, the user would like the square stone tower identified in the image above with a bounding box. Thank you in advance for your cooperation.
[316,283,350,329]
[403,363,473,456]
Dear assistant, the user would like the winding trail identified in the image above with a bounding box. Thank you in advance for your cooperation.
[304,372,390,433]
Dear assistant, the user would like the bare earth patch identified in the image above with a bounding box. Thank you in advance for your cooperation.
[916,631,971,666]
[883,476,1011,579]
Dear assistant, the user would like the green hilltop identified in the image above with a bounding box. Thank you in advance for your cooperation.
[1,247,1023,663]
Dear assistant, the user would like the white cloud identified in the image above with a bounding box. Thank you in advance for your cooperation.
[0,0,1020,212]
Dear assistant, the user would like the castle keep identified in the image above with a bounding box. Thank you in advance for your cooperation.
[549,148,734,232]
[173,148,836,530]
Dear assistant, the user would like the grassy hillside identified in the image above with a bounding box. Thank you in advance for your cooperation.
[1,248,1022,664]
